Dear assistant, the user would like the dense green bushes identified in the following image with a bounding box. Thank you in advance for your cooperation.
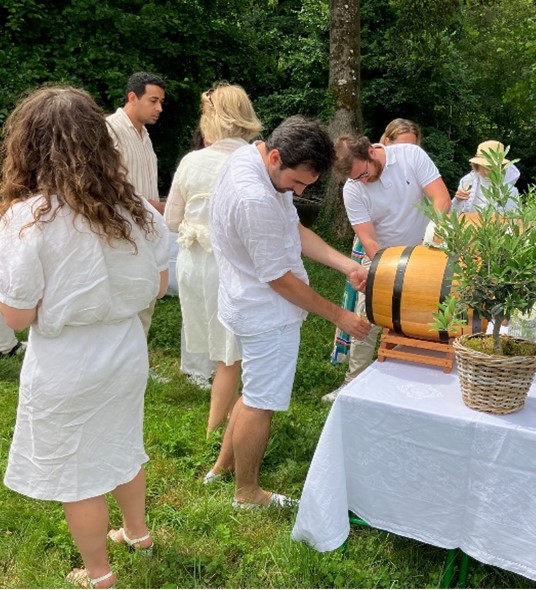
[1,0,534,208]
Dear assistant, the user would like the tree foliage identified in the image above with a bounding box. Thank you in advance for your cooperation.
[425,148,536,354]
[0,0,257,189]
[1,0,535,214]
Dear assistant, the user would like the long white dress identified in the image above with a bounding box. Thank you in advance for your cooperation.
[0,196,169,502]
[164,138,244,365]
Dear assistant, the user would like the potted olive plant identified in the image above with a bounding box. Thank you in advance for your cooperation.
[424,146,536,414]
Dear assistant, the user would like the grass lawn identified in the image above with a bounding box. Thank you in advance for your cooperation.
[0,259,532,588]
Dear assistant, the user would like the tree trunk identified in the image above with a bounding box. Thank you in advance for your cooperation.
[321,0,361,242]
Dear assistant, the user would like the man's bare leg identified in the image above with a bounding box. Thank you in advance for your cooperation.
[232,401,273,505]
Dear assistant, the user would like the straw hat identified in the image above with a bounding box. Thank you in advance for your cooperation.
[469,140,510,168]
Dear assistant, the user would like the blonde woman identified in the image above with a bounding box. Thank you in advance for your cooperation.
[379,117,421,146]
[164,83,262,439]
[0,87,169,588]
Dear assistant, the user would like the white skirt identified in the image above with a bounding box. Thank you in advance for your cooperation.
[178,243,241,365]
[4,318,149,502]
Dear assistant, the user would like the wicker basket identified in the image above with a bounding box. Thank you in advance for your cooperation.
[453,333,536,415]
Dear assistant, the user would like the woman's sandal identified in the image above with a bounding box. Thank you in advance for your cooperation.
[107,527,154,555]
[66,568,115,589]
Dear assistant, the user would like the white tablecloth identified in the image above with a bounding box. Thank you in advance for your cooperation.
[292,359,536,581]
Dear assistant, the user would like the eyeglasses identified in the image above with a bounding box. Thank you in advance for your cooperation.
[349,160,369,182]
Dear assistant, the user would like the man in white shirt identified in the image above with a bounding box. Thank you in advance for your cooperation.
[321,134,451,403]
[107,72,166,343]
[107,72,166,215]
[205,116,371,508]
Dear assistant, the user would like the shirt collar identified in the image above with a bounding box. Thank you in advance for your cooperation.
[252,141,285,196]
[379,144,395,189]
[117,107,148,138]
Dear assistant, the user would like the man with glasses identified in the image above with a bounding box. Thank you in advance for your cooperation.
[322,133,451,402]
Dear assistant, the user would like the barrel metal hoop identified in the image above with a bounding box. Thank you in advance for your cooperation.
[437,254,458,342]
[365,248,385,325]
[392,246,414,334]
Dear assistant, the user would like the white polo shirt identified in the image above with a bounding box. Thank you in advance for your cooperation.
[210,143,308,336]
[106,108,159,200]
[343,144,441,248]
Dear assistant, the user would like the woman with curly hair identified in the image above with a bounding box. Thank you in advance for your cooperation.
[0,86,169,588]
[164,83,262,438]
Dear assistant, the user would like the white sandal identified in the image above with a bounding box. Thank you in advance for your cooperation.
[66,568,115,588]
[232,492,299,510]
[203,469,223,485]
[107,527,154,555]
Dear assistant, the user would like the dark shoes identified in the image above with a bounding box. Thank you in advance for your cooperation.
[1,341,27,358]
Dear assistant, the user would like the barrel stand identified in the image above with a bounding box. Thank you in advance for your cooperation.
[376,329,455,373]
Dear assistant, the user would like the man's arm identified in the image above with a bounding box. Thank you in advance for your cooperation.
[423,177,451,213]
[299,223,365,278]
[269,271,370,340]
[352,221,381,261]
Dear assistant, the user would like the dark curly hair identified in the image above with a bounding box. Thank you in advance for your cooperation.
[0,86,154,249]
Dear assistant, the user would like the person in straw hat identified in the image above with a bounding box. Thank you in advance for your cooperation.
[452,140,520,212]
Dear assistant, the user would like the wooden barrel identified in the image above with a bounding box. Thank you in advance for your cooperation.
[365,245,487,342]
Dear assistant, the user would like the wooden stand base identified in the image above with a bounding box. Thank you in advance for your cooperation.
[377,329,455,373]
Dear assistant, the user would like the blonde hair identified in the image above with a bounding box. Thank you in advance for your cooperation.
[379,118,421,145]
[199,82,262,145]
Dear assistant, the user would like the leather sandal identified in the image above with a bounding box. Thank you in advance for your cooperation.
[107,527,153,555]
[66,568,115,588]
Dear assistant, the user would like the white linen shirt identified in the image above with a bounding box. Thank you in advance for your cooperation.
[210,143,308,336]
[0,195,169,338]
[106,108,159,200]
[343,144,441,248]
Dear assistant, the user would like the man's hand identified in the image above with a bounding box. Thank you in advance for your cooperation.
[337,309,371,340]
[348,265,368,293]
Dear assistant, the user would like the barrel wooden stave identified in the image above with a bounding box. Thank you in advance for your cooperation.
[366,245,487,342]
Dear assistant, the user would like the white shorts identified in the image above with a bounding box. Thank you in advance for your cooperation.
[239,322,302,411]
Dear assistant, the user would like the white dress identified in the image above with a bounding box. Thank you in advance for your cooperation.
[164,138,244,365]
[0,196,169,502]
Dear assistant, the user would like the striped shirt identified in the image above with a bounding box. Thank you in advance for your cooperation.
[106,108,159,200]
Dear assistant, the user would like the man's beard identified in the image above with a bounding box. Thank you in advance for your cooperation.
[366,159,384,183]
